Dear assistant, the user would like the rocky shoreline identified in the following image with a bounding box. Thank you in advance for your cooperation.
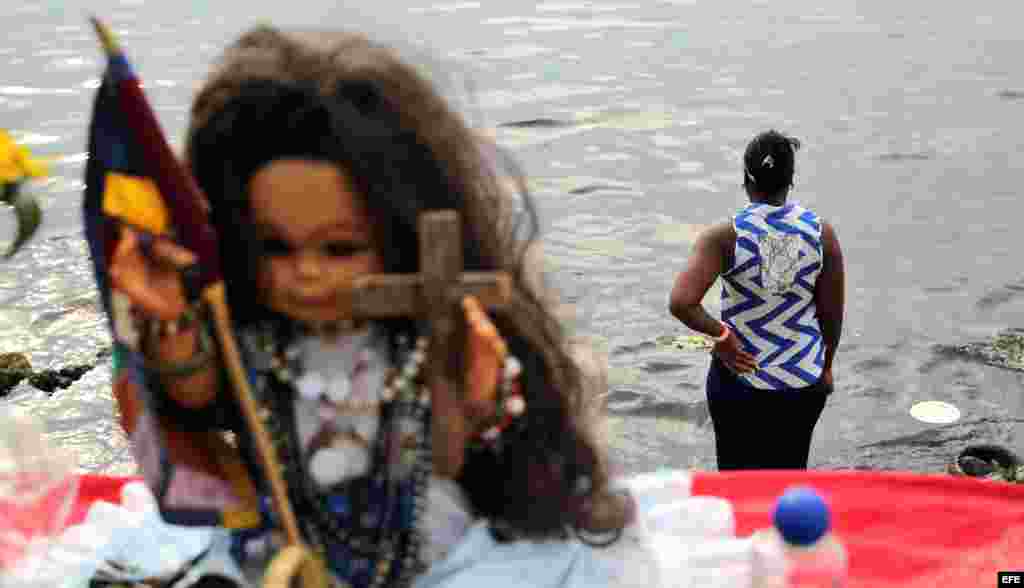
[0,347,110,397]
[933,328,1024,373]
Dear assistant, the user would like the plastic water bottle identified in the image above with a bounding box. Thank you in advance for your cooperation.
[619,470,735,538]
[654,535,755,588]
[618,470,754,587]
[751,486,848,588]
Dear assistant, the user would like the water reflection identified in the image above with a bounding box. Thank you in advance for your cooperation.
[0,0,1021,475]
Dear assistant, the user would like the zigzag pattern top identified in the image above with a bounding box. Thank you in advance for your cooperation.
[721,202,824,389]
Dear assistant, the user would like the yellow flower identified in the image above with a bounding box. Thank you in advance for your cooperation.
[0,130,49,184]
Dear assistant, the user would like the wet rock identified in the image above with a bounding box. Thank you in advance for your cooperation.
[62,364,93,379]
[0,369,31,397]
[957,455,994,476]
[654,333,713,352]
[0,352,32,396]
[947,444,1024,482]
[933,328,1024,371]
[0,350,99,396]
[0,352,30,370]
[27,364,95,393]
[854,416,1024,472]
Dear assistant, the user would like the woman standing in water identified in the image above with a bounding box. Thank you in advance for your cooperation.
[668,130,845,470]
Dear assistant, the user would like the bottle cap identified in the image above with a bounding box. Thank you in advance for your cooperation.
[773,486,831,546]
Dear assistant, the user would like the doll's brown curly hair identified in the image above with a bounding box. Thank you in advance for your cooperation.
[184,26,629,543]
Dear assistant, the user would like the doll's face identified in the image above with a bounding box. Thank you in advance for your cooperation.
[249,158,383,325]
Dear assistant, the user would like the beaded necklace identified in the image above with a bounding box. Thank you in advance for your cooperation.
[243,325,433,588]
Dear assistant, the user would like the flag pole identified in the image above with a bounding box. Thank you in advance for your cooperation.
[88,17,327,588]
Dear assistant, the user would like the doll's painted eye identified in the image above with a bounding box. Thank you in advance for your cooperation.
[323,241,366,258]
[260,238,293,256]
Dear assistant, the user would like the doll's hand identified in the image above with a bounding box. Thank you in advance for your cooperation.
[462,296,507,422]
[432,296,508,478]
[108,225,196,320]
[108,225,219,411]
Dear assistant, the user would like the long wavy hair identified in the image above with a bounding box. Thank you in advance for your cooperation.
[184,26,628,542]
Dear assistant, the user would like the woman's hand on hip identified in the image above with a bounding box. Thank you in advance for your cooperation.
[712,329,758,374]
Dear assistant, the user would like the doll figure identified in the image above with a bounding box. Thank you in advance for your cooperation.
[103,26,630,588]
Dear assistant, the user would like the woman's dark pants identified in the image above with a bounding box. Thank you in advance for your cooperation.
[706,358,828,470]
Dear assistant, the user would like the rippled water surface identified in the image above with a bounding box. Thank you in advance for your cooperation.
[2,0,1024,474]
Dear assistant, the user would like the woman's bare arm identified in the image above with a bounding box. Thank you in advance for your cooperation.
[814,221,845,378]
[668,223,731,337]
[669,223,757,373]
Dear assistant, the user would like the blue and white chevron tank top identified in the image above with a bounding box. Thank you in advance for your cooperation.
[721,202,824,390]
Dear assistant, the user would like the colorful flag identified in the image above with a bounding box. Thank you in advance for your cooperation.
[82,19,259,532]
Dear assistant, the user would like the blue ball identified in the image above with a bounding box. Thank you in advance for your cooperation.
[773,486,831,546]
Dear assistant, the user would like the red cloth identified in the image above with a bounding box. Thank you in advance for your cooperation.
[11,472,1023,587]
[0,474,140,568]
[66,474,143,527]
[692,470,1024,588]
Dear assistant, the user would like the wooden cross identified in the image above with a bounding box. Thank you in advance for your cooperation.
[335,209,513,476]
[250,210,513,588]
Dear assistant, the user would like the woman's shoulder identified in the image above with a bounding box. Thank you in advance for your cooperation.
[698,221,737,261]
[789,202,835,228]
[695,220,736,244]
[790,204,836,240]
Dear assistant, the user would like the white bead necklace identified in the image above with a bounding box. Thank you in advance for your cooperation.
[290,327,388,488]
[293,327,380,411]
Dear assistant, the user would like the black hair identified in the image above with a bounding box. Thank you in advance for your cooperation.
[743,129,801,197]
